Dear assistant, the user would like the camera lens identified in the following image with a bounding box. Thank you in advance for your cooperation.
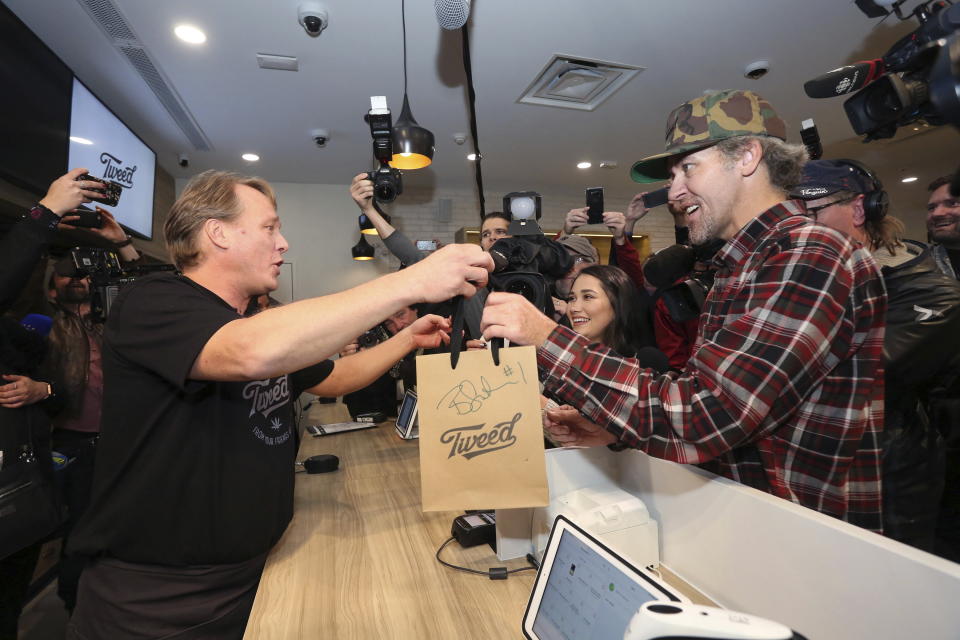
[374,182,397,203]
[506,279,537,303]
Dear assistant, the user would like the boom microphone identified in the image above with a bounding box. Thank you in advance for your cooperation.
[434,0,471,30]
[803,59,886,98]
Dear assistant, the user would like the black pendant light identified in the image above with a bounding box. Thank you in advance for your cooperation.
[390,0,434,170]
[351,234,376,260]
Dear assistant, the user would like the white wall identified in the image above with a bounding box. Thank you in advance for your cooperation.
[178,178,681,301]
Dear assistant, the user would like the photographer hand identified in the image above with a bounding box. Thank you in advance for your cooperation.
[563,207,590,235]
[339,341,360,358]
[350,172,376,213]
[61,207,140,262]
[402,314,452,350]
[603,211,627,244]
[39,168,104,216]
[0,375,48,409]
[402,244,493,302]
[543,404,617,447]
[625,193,651,236]
[481,292,557,346]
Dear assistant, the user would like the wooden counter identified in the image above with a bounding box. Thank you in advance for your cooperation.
[243,407,537,639]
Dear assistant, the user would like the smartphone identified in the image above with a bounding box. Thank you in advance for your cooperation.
[641,186,669,209]
[416,240,438,251]
[76,173,123,207]
[69,205,103,229]
[585,187,604,225]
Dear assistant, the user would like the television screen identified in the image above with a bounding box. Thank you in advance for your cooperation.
[0,2,72,195]
[68,78,156,239]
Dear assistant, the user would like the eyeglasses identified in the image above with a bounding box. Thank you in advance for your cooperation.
[805,195,857,220]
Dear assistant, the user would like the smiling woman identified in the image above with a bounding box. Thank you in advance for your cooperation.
[566,264,652,358]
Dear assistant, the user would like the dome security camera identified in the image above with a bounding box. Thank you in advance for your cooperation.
[178,153,189,168]
[744,60,770,80]
[310,128,330,147]
[298,2,328,36]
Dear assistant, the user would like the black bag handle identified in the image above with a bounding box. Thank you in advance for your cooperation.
[448,293,503,369]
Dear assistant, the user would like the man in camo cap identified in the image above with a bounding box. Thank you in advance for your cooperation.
[482,89,889,534]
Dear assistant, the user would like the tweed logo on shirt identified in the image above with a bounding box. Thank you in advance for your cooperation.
[243,375,290,419]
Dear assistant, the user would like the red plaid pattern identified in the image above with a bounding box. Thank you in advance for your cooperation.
[538,201,886,532]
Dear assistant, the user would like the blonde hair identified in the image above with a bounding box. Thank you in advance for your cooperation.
[829,189,905,256]
[164,170,276,270]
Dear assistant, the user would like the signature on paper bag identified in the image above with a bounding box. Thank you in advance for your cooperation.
[439,412,521,460]
[436,361,527,415]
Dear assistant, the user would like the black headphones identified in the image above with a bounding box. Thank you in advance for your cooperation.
[837,158,889,221]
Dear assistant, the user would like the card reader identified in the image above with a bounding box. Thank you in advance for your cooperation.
[452,511,496,548]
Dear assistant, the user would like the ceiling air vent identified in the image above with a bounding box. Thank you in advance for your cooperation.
[518,55,644,111]
[257,54,299,72]
[75,0,213,151]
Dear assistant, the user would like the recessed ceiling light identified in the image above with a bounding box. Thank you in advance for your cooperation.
[467,153,477,161]
[174,24,207,44]
[70,136,93,145]
[901,176,918,183]
[241,153,260,162]
[577,162,592,169]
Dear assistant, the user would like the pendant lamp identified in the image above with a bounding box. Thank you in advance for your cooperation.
[389,0,434,170]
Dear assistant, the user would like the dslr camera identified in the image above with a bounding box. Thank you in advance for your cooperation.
[357,323,391,349]
[363,96,402,203]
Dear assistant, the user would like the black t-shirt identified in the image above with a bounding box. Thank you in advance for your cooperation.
[69,273,333,565]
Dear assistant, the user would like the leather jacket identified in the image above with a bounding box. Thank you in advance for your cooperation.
[877,240,960,549]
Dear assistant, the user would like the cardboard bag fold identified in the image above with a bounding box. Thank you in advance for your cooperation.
[416,345,548,512]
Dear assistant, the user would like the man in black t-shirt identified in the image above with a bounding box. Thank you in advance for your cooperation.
[66,170,493,639]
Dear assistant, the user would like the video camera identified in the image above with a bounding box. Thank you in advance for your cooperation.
[804,0,960,140]
[60,247,174,324]
[363,96,403,203]
[488,235,573,316]
[643,241,722,324]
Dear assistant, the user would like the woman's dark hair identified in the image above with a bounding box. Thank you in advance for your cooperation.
[574,264,649,357]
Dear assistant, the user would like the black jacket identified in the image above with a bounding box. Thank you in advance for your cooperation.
[877,240,960,549]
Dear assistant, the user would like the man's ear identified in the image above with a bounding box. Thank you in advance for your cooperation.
[851,194,867,228]
[737,138,764,177]
[202,218,231,251]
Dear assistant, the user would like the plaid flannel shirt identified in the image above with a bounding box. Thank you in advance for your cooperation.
[538,201,886,533]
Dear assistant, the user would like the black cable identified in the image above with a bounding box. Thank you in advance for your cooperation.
[435,536,538,579]
[460,24,486,219]
[401,0,408,96]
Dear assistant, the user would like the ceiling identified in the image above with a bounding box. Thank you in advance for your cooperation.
[6,0,959,221]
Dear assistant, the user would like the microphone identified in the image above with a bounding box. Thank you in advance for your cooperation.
[950,164,960,198]
[803,59,885,98]
[643,245,696,289]
[434,0,471,30]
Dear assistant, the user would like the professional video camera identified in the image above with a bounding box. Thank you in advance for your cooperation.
[61,247,174,324]
[488,235,573,315]
[803,0,960,140]
[363,96,403,203]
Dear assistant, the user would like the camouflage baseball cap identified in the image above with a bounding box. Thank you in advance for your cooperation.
[630,89,788,183]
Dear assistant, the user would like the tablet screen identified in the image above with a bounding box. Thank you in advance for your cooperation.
[523,516,683,640]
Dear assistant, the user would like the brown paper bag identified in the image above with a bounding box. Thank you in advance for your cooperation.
[416,346,548,512]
